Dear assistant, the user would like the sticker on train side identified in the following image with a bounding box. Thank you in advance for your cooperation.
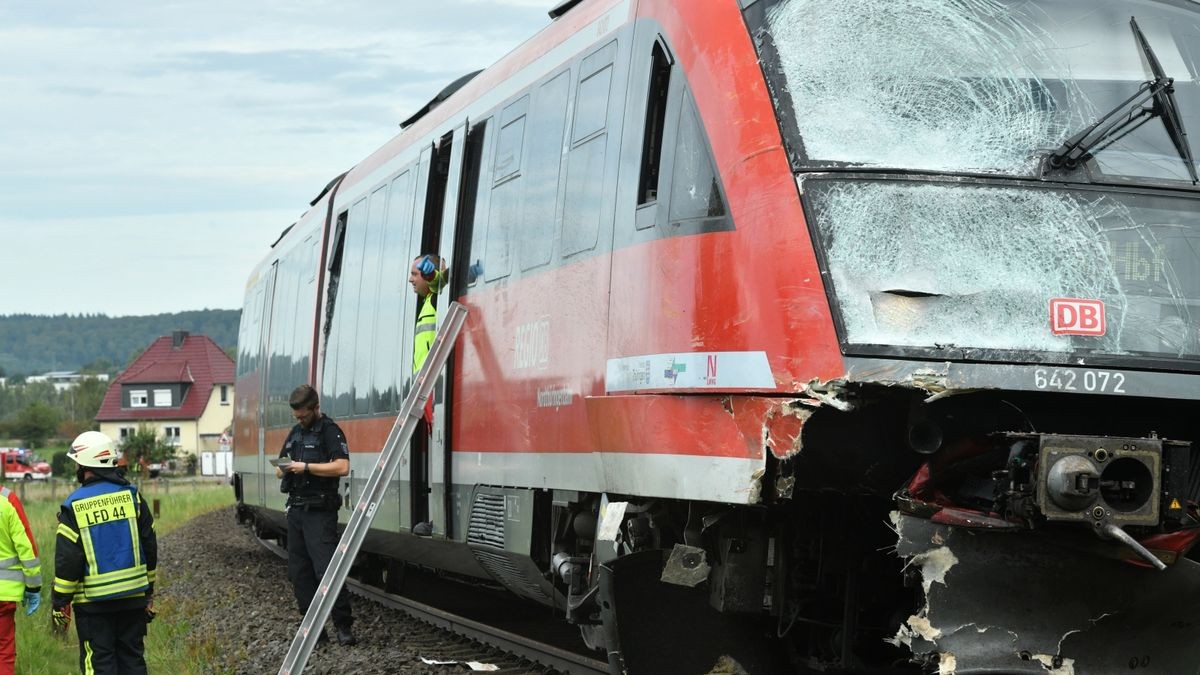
[606,351,775,392]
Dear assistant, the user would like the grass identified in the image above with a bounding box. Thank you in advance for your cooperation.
[11,477,235,674]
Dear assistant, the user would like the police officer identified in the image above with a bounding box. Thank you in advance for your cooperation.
[276,384,356,646]
[53,431,157,675]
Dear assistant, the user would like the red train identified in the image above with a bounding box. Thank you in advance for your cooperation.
[234,0,1200,671]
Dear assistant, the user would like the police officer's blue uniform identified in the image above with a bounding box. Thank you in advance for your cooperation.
[280,412,354,635]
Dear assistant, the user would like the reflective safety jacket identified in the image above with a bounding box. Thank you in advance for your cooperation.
[0,487,40,601]
[52,475,157,610]
[413,270,445,374]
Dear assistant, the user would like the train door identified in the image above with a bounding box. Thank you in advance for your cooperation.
[431,120,470,538]
[406,123,468,538]
[406,143,435,532]
[256,261,279,505]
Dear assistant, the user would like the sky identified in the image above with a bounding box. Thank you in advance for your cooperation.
[0,1,551,317]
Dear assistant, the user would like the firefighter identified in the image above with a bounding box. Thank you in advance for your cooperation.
[52,431,157,674]
[276,385,356,646]
[408,253,445,537]
[0,483,42,675]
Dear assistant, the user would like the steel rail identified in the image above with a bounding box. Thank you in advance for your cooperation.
[255,536,609,675]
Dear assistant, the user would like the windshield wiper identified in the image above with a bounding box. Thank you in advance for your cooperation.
[1046,17,1198,184]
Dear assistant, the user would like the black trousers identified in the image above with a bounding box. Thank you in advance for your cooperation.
[76,608,147,674]
[287,505,353,628]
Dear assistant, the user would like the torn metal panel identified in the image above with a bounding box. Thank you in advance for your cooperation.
[763,401,813,459]
[661,543,710,587]
[896,513,1200,673]
[747,468,764,504]
[842,358,951,395]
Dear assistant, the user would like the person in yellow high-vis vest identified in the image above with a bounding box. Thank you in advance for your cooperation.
[410,253,446,375]
[408,254,445,537]
[0,482,42,675]
[53,431,157,675]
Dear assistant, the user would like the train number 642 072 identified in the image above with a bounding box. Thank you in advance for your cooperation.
[1033,368,1127,393]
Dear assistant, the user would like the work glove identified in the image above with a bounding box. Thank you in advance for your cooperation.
[51,604,72,636]
[22,590,40,616]
[146,595,156,624]
[417,255,437,280]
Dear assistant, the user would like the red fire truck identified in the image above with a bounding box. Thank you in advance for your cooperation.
[0,449,51,481]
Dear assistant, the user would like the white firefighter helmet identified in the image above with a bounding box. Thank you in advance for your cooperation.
[68,431,120,468]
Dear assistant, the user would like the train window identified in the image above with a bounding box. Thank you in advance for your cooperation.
[561,136,606,257]
[668,91,726,222]
[371,169,416,413]
[352,185,389,415]
[265,258,290,426]
[561,42,615,258]
[520,71,570,272]
[307,236,319,283]
[265,236,318,427]
[327,198,368,418]
[571,41,616,144]
[464,119,494,288]
[486,97,529,282]
[493,97,528,184]
[291,234,319,388]
[322,211,348,345]
[236,279,266,378]
[637,40,672,207]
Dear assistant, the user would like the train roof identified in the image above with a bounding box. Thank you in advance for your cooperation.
[252,0,626,279]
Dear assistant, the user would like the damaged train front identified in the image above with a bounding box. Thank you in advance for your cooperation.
[744,0,1200,671]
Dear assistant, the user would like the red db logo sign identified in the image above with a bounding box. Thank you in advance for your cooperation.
[1050,298,1106,336]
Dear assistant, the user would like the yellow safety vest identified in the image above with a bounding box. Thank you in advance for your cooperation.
[0,487,40,601]
[413,269,445,374]
[54,482,151,603]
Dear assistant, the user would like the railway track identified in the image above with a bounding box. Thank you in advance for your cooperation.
[257,537,610,675]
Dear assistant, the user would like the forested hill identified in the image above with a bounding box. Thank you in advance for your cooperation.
[0,310,241,377]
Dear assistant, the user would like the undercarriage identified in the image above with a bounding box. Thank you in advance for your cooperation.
[552,384,1200,673]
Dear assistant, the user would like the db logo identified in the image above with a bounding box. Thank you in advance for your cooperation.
[1050,298,1106,336]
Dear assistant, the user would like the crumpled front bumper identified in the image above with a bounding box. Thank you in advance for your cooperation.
[894,512,1200,674]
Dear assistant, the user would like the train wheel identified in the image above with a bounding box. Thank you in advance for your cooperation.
[597,549,787,674]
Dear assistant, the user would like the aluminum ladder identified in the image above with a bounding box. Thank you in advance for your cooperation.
[279,301,468,675]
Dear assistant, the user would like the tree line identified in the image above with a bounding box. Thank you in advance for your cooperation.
[0,310,240,378]
[0,309,241,448]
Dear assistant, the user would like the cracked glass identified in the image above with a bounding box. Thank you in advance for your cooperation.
[806,178,1200,363]
[749,0,1200,184]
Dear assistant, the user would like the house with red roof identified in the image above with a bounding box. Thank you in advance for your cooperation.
[96,331,235,457]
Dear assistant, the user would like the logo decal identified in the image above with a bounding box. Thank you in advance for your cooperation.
[663,359,686,383]
[1050,298,1106,336]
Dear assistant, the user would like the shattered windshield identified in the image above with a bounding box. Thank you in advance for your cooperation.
[746,0,1200,184]
[805,178,1200,366]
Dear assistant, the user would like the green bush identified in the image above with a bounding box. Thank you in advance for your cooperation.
[49,448,72,478]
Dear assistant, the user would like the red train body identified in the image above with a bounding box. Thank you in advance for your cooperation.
[235,0,1200,671]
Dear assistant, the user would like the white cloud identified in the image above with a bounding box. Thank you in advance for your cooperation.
[0,1,548,315]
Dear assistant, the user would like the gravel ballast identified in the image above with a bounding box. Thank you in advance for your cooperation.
[158,506,547,674]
